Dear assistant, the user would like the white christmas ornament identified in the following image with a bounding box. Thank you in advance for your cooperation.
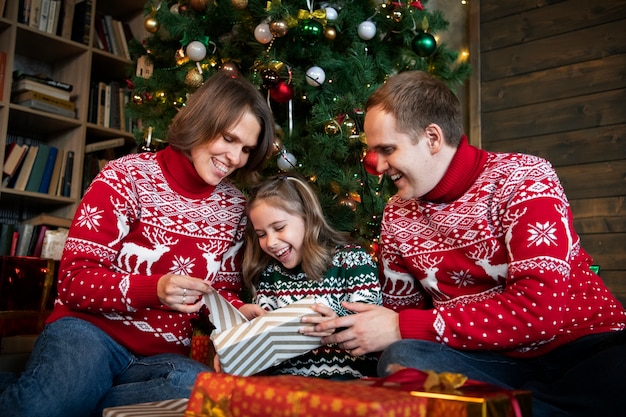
[325,7,338,21]
[305,66,326,87]
[186,41,207,61]
[254,23,273,44]
[277,152,297,171]
[357,21,377,40]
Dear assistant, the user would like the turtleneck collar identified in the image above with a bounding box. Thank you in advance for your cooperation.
[157,146,216,198]
[421,135,488,203]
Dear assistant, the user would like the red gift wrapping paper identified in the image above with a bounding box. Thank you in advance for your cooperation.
[185,373,429,417]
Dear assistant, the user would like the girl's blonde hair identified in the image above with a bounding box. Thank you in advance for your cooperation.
[242,173,351,289]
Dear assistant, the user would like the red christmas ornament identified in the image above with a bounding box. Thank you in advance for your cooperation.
[270,80,294,103]
[362,150,381,175]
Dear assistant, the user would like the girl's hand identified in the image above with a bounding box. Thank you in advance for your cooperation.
[213,353,222,373]
[239,303,267,320]
[299,303,338,337]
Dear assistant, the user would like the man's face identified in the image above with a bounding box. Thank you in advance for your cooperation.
[364,105,440,200]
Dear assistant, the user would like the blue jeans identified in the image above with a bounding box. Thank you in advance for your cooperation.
[377,331,626,417]
[0,317,211,417]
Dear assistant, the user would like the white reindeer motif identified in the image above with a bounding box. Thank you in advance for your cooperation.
[118,228,179,274]
[381,256,415,295]
[468,240,508,282]
[413,255,448,301]
[221,239,243,272]
[197,240,227,282]
[109,197,130,247]
[555,203,574,262]
[503,207,526,263]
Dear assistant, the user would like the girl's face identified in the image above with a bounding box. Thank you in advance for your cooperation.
[249,200,306,270]
[190,111,261,186]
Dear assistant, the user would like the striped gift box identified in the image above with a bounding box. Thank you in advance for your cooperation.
[204,292,322,376]
[102,398,188,417]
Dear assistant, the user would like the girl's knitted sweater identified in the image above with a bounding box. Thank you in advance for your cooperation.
[47,146,247,357]
[255,244,382,378]
[380,136,626,357]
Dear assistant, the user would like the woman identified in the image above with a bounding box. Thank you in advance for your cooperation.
[0,71,275,417]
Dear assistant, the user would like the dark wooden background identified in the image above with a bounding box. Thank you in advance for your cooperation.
[471,0,625,305]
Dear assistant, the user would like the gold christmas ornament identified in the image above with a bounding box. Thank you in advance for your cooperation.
[144,16,160,33]
[269,19,288,37]
[342,116,358,136]
[339,196,357,211]
[324,27,337,41]
[220,61,239,75]
[189,0,209,12]
[185,68,203,88]
[231,0,248,10]
[324,119,341,136]
[175,48,189,66]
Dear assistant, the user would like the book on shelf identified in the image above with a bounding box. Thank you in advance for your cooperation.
[47,148,64,195]
[85,137,125,153]
[31,224,50,258]
[71,0,92,45]
[13,145,38,191]
[29,0,41,29]
[13,90,75,111]
[55,149,68,196]
[15,223,35,257]
[61,150,74,197]
[47,0,61,35]
[96,81,107,126]
[12,78,71,101]
[40,227,69,260]
[37,146,59,194]
[0,222,15,256]
[0,51,6,102]
[108,81,121,129]
[3,143,29,177]
[18,99,76,118]
[13,71,73,92]
[60,0,76,39]
[38,0,50,32]
[24,143,51,193]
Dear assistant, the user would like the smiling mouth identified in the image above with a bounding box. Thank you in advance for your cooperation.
[212,158,229,175]
[390,173,403,182]
[275,247,290,261]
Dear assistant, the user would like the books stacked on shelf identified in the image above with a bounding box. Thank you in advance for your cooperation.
[94,14,132,60]
[82,137,126,194]
[3,142,74,198]
[10,214,72,259]
[11,71,75,118]
[18,0,82,39]
[88,80,130,130]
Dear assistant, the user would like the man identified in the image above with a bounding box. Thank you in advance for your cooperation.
[308,71,626,416]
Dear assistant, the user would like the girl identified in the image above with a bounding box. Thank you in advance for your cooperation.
[242,173,383,379]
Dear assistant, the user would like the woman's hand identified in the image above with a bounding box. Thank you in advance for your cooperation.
[157,273,213,313]
[299,303,338,337]
[239,303,267,320]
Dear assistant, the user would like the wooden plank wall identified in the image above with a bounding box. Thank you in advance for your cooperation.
[477,0,626,305]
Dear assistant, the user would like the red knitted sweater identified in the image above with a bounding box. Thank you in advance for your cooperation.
[380,136,626,357]
[47,146,247,356]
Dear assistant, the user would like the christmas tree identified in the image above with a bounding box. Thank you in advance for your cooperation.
[126,0,471,250]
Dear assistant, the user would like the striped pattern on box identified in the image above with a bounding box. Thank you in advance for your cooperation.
[204,292,322,376]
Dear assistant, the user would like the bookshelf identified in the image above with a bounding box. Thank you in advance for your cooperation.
[0,0,145,226]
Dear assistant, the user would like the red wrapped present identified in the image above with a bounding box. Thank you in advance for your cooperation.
[185,373,429,417]
[362,367,532,417]
[190,335,215,365]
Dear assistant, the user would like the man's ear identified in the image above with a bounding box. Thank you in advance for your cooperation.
[424,123,445,154]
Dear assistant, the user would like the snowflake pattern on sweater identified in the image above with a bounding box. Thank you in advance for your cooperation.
[380,148,626,357]
[255,244,382,378]
[47,148,247,357]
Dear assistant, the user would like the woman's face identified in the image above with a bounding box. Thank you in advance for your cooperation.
[190,111,261,186]
[248,200,306,270]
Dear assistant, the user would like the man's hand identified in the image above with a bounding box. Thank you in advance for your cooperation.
[303,302,401,356]
[299,302,338,337]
